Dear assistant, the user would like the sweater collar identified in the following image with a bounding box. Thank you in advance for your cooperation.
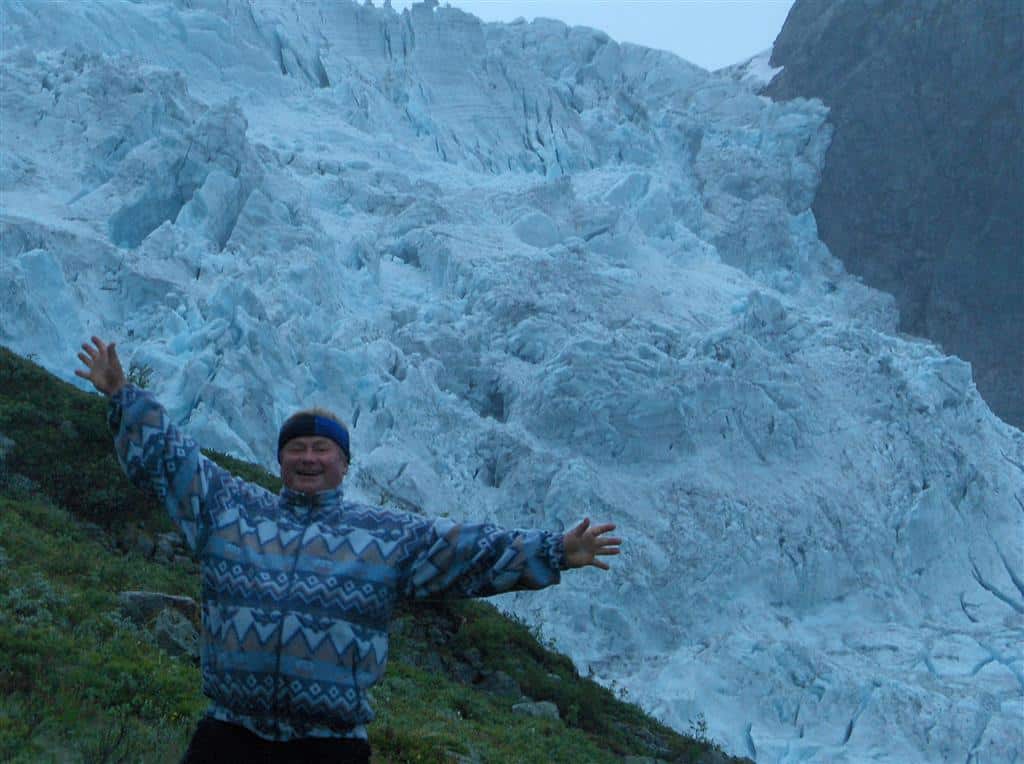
[279,485,345,514]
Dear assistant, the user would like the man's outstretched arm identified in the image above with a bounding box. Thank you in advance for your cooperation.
[402,514,622,601]
[73,337,228,553]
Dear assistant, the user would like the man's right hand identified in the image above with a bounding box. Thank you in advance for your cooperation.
[75,336,126,396]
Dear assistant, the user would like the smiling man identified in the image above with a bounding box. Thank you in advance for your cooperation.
[277,409,352,493]
[75,337,621,764]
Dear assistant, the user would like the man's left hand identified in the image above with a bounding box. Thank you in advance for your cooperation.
[563,518,621,571]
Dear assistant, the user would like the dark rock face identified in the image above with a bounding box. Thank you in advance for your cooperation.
[766,0,1023,427]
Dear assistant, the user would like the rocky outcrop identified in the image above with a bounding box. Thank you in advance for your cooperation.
[765,0,1024,427]
[118,590,200,661]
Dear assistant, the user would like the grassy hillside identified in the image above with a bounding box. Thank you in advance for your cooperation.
[0,346,737,763]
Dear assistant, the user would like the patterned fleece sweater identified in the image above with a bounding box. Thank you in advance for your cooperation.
[109,385,567,741]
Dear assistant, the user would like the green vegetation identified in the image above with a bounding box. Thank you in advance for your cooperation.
[0,496,200,762]
[0,346,732,762]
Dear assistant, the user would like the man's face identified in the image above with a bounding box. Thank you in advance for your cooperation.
[280,436,348,495]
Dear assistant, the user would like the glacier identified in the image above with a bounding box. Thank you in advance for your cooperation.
[1,1,1022,761]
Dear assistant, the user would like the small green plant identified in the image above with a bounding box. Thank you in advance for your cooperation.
[688,712,710,744]
[0,470,38,498]
[79,708,131,764]
[127,361,154,389]
[0,571,69,628]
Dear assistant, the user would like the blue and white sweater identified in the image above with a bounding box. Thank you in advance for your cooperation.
[109,385,567,741]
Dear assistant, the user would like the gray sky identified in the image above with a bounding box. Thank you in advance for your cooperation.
[390,0,795,71]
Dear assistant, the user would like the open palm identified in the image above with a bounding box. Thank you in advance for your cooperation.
[74,336,126,396]
[563,518,622,570]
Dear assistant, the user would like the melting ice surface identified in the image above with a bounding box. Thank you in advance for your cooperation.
[1,1,1022,760]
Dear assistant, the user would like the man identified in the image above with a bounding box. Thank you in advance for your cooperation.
[75,337,621,763]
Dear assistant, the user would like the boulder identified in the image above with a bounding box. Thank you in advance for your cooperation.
[154,607,199,661]
[477,669,521,699]
[118,590,200,626]
[153,531,186,563]
[132,532,155,559]
[511,700,560,721]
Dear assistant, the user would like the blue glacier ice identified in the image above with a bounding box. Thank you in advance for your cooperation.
[1,1,1021,761]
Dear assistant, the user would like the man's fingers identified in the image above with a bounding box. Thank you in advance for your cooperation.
[73,368,89,379]
[77,352,93,366]
[593,559,610,571]
[81,342,98,359]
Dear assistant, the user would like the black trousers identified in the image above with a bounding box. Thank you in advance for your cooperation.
[181,718,371,764]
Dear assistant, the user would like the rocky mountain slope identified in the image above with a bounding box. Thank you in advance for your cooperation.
[766,0,1024,428]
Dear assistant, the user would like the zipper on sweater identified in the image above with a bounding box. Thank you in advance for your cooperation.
[271,502,315,740]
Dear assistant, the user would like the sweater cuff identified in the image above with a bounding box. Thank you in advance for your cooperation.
[106,383,139,432]
[544,531,569,571]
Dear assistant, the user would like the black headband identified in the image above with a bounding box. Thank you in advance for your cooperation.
[277,414,351,463]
